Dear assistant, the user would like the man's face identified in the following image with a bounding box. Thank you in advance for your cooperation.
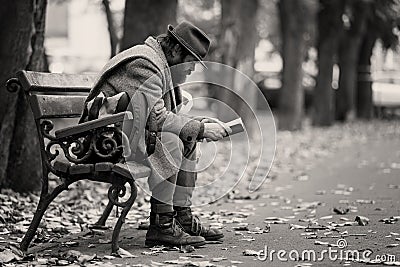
[170,52,197,85]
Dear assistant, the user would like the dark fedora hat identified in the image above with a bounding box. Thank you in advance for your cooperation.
[167,21,211,68]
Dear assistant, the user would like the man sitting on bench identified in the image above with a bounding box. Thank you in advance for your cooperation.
[81,21,231,247]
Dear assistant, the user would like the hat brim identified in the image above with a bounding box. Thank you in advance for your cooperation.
[168,25,207,69]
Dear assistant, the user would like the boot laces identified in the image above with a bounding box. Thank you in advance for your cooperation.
[171,217,186,236]
[191,215,205,235]
[176,208,207,235]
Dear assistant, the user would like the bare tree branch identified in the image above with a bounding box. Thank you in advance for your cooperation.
[102,0,119,58]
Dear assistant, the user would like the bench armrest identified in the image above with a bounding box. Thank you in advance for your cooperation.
[55,111,133,139]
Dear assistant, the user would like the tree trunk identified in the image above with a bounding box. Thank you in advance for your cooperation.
[335,0,368,121]
[356,31,376,119]
[277,0,310,131]
[312,0,344,126]
[218,0,259,137]
[0,0,48,192]
[102,0,119,58]
[121,0,177,50]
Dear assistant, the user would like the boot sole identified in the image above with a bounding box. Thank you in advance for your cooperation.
[145,239,206,248]
[204,234,224,241]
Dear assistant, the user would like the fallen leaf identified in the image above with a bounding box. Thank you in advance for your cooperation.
[78,253,97,263]
[0,248,21,263]
[243,249,260,256]
[295,175,309,181]
[205,240,223,244]
[141,251,156,256]
[118,248,137,258]
[149,245,166,251]
[164,259,190,265]
[103,255,115,260]
[355,216,370,226]
[233,226,249,231]
[314,240,329,246]
[380,217,397,224]
[57,259,70,266]
[62,241,79,247]
[264,217,289,224]
[320,215,333,220]
[333,207,350,215]
[356,199,375,204]
[212,257,227,262]
[247,227,264,234]
[180,245,195,253]
[290,224,307,230]
[349,233,366,237]
[98,238,111,244]
[190,255,205,258]
[36,258,48,264]
[62,249,82,263]
[150,260,165,266]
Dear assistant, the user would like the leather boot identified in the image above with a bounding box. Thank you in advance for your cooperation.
[145,212,206,247]
[175,207,224,241]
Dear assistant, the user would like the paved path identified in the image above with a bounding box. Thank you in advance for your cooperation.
[30,134,400,266]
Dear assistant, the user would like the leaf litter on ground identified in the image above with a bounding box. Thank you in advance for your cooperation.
[1,120,400,265]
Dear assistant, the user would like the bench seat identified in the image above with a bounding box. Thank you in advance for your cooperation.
[113,161,151,179]
[53,160,151,179]
[54,112,133,139]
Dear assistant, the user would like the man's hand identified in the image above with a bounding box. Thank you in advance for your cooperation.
[203,122,232,141]
[193,116,221,123]
[199,116,223,124]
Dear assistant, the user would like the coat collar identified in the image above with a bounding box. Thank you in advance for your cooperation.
[144,36,178,107]
[145,36,169,70]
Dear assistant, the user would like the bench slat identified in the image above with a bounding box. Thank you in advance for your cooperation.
[55,111,133,139]
[17,70,96,93]
[30,94,86,119]
[53,160,71,174]
[113,162,151,179]
[70,164,94,174]
[95,162,114,172]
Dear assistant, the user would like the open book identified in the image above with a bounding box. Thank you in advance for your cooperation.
[201,117,245,142]
[226,117,245,136]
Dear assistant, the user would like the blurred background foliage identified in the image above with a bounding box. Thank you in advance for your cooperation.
[0,0,399,192]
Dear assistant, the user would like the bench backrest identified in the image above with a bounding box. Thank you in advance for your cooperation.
[17,71,97,119]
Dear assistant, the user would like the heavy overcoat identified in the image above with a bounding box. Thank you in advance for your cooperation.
[85,37,203,189]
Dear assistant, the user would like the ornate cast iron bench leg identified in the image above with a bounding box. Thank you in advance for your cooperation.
[93,190,118,228]
[20,183,68,251]
[108,177,137,255]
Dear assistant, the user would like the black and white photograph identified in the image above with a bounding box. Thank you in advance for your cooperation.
[0,0,399,266]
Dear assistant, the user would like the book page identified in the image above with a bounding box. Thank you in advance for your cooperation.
[226,118,245,135]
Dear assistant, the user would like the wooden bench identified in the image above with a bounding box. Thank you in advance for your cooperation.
[6,70,151,255]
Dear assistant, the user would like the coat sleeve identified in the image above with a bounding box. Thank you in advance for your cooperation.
[107,58,204,142]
